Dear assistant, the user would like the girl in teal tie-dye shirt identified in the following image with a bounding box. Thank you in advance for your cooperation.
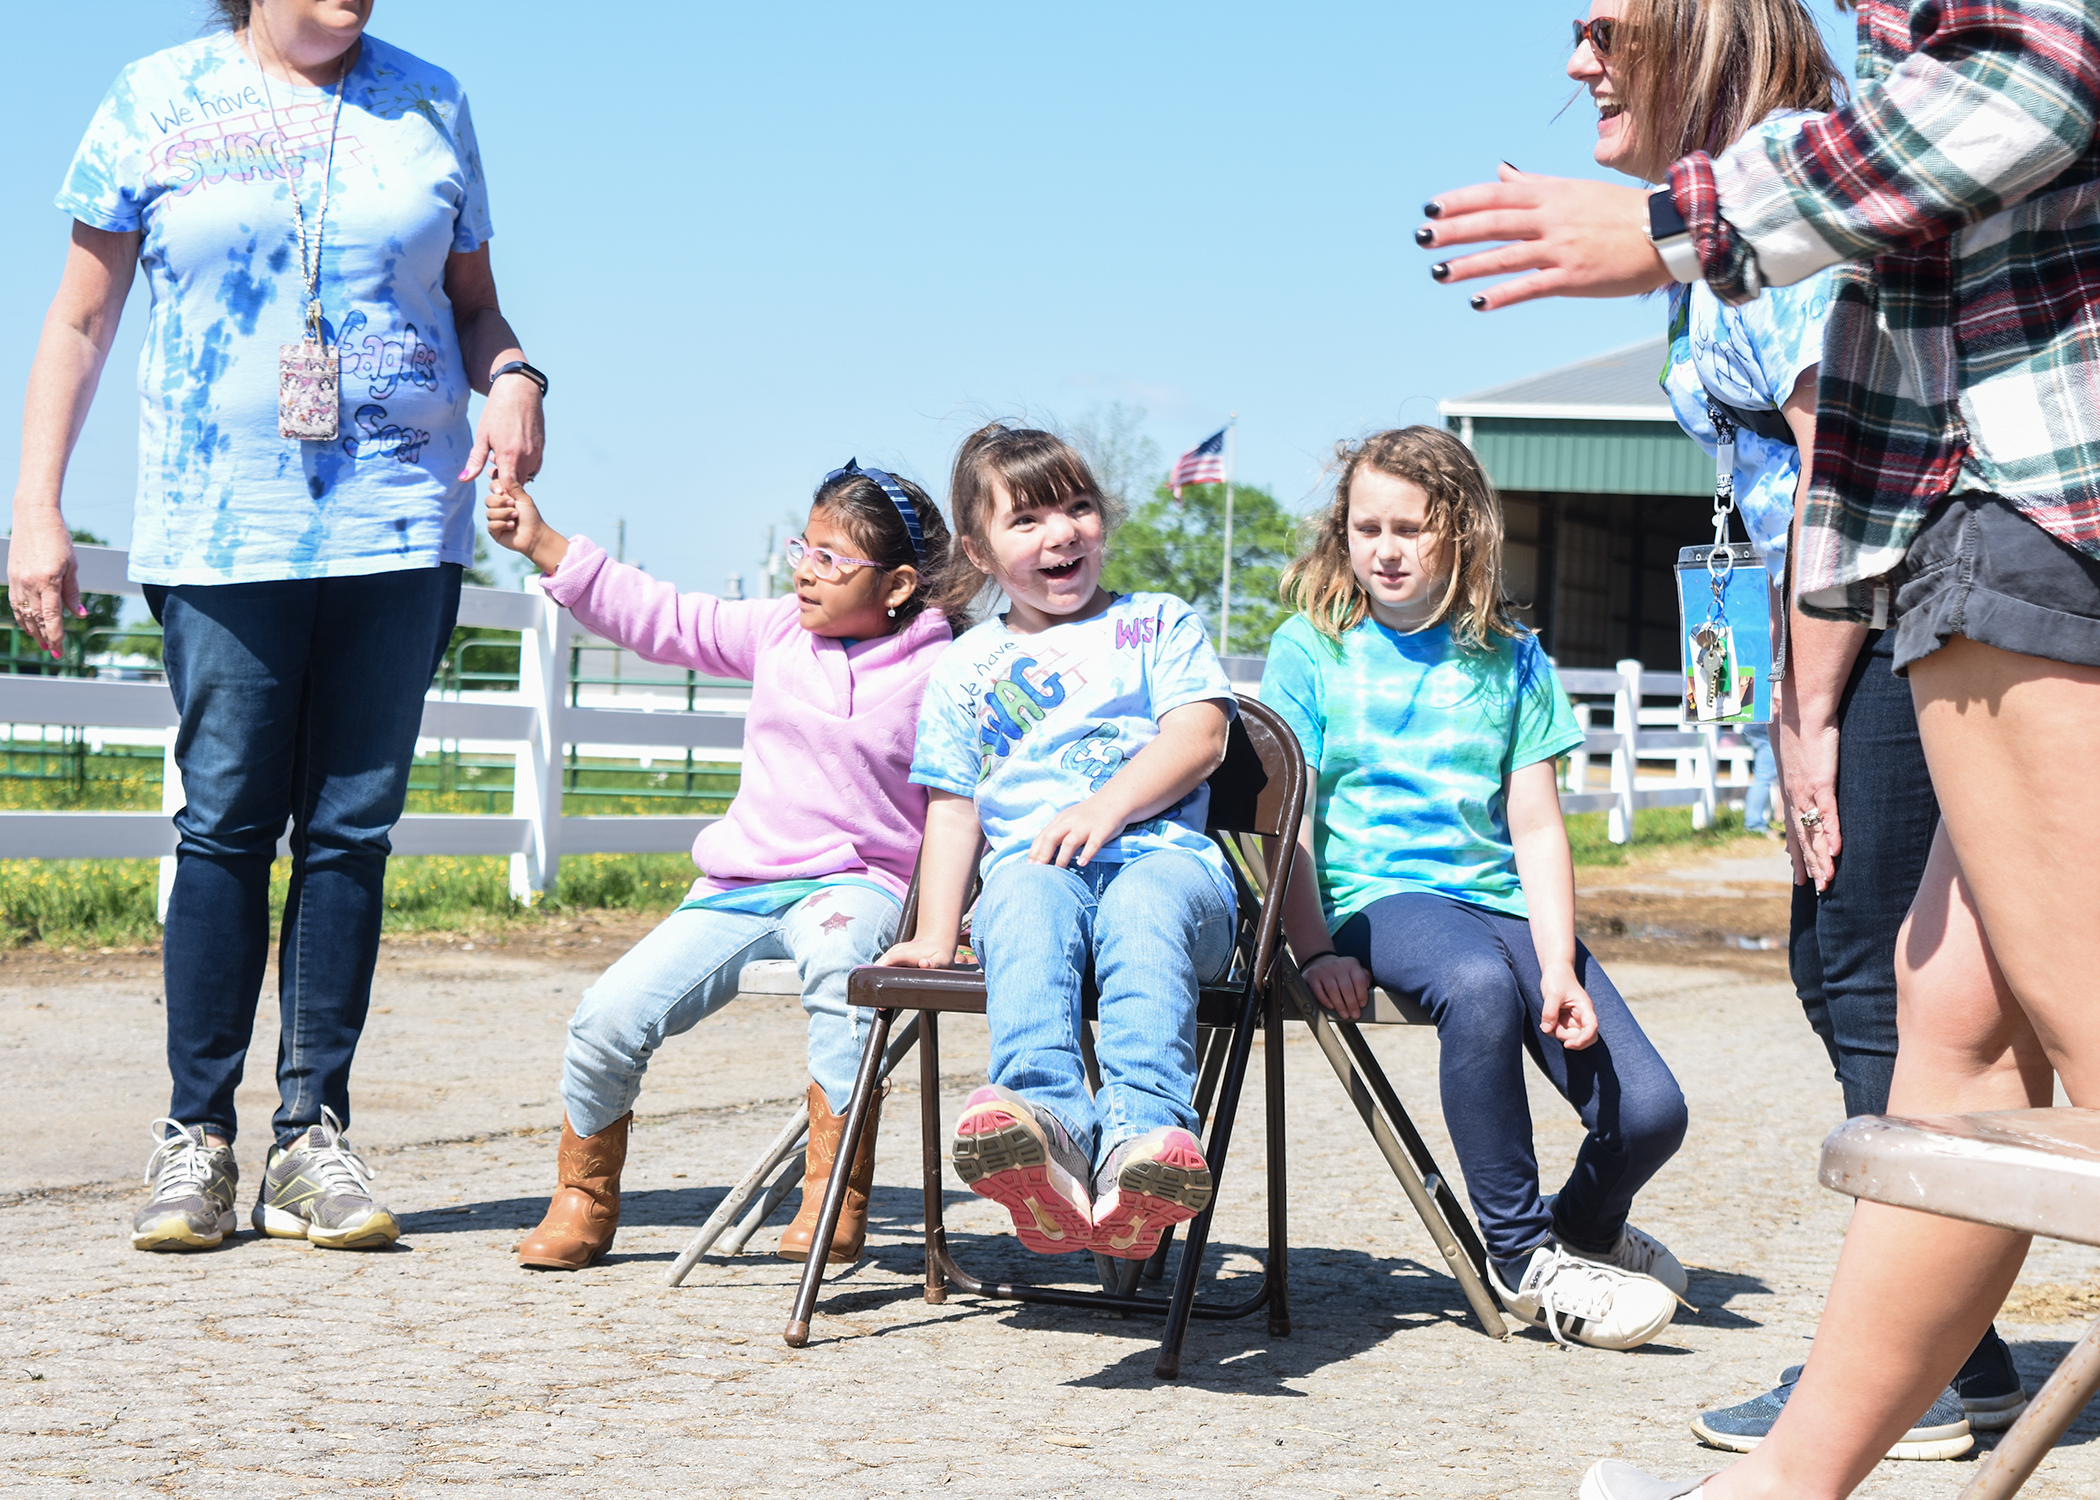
[1261,425,1687,1351]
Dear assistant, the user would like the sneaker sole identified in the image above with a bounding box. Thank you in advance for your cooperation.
[1690,1414,1974,1461]
[1092,1131,1211,1261]
[130,1208,236,1252]
[952,1103,1090,1256]
[252,1201,401,1250]
[1962,1392,2029,1432]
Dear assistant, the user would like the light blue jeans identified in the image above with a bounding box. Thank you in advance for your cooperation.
[971,850,1235,1166]
[561,883,900,1136]
[1743,721,1778,831]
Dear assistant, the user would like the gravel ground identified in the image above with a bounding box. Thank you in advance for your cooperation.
[2,847,2095,1499]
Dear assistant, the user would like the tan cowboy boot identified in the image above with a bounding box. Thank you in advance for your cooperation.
[517,1112,631,1270]
[776,1080,883,1263]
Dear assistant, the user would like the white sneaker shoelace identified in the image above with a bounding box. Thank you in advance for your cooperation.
[299,1106,378,1199]
[1611,1224,1673,1280]
[141,1117,216,1199]
[1527,1247,1644,1346]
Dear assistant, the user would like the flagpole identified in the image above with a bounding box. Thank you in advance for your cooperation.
[1218,414,1237,656]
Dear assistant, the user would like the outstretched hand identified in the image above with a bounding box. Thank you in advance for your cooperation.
[484,483,569,576]
[1417,164,1666,311]
[1539,966,1600,1051]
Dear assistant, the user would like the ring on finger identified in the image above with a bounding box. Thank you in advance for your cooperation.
[1798,808,1824,831]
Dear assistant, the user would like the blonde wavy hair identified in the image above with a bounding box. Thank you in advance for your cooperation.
[1280,426,1520,651]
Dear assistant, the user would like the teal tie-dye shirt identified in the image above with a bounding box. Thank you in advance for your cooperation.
[57,33,492,586]
[1259,614,1581,926]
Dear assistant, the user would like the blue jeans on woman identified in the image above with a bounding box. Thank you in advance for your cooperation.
[971,849,1235,1165]
[1742,722,1778,831]
[1335,891,1688,1271]
[560,883,900,1136]
[147,566,462,1148]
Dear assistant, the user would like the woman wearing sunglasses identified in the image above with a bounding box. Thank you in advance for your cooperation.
[1557,0,2028,1474]
[484,463,956,1272]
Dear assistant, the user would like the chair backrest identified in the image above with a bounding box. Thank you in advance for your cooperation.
[1205,696,1305,841]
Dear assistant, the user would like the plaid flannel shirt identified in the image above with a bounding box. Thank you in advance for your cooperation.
[1665,0,2100,623]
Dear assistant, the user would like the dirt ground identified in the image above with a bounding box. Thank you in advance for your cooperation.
[2,840,2094,1499]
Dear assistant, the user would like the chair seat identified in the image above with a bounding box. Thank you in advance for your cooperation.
[846,967,1432,1028]
[1820,1108,2100,1248]
[739,959,801,997]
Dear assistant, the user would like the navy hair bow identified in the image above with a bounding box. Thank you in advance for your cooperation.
[824,459,927,564]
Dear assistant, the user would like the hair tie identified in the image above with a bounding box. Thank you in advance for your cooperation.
[823,459,927,565]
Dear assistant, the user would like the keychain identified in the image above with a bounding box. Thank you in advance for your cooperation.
[1676,399,1772,724]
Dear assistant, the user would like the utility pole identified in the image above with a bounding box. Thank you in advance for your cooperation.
[1218,416,1238,656]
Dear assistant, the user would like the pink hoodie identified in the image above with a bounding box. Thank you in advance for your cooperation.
[544,536,952,898]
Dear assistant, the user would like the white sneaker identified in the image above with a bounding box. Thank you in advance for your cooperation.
[1489,1243,1676,1350]
[1566,1221,1688,1299]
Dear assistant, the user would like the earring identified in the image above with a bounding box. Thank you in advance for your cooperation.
[887,607,897,617]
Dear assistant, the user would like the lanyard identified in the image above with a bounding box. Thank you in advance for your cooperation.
[244,30,350,346]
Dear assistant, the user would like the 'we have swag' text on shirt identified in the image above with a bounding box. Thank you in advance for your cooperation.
[910,593,1237,911]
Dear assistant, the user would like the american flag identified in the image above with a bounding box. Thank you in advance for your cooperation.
[1169,427,1228,498]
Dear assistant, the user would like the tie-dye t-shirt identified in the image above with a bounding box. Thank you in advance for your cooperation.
[910,592,1238,912]
[1260,614,1581,925]
[57,33,492,586]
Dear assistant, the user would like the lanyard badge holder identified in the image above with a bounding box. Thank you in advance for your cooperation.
[1675,399,1773,724]
[251,35,350,442]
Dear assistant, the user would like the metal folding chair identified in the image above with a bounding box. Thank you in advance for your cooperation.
[663,960,921,1282]
[782,695,1307,1379]
[1822,1107,2100,1499]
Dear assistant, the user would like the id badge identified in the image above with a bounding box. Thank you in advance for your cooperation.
[1675,542,1771,724]
[278,340,339,441]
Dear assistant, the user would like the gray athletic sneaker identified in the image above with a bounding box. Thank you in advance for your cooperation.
[1693,1368,1972,1460]
[131,1118,238,1251]
[251,1107,400,1250]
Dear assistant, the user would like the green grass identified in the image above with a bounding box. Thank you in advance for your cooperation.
[1566,805,1763,867]
[0,852,700,951]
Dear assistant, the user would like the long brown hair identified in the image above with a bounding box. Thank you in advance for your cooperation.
[933,422,1123,622]
[1280,426,1519,651]
[1611,0,1846,181]
[808,468,953,629]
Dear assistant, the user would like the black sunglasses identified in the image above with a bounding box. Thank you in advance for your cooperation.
[1572,16,1616,56]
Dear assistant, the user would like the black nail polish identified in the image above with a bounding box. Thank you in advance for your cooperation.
[1469,294,1488,311]
[1422,199,1444,219]
[1501,160,1521,173]
[1431,262,1451,282]
[1414,226,1435,248]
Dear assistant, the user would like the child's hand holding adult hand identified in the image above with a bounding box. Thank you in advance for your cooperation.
[484,483,569,575]
[1539,967,1600,1050]
[1028,793,1130,869]
[1303,953,1371,1020]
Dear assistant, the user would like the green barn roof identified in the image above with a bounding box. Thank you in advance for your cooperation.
[1439,337,1709,498]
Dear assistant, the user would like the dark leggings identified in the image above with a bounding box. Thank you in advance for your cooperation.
[1335,892,1688,1269]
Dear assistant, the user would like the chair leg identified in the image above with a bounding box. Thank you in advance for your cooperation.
[919,1010,948,1305]
[667,1105,810,1286]
[1156,987,1265,1380]
[1145,1027,1230,1284]
[1958,1311,2100,1500]
[1264,1000,1290,1338]
[783,1007,895,1348]
[716,1149,806,1256]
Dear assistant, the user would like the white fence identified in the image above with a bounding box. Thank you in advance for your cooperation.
[0,543,1756,913]
[0,541,739,913]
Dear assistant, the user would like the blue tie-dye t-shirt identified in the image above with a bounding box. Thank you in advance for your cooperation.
[1659,111,1833,586]
[57,33,492,586]
[1260,614,1581,926]
[910,592,1238,913]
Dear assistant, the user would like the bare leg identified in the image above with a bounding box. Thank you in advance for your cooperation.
[1705,636,2095,1500]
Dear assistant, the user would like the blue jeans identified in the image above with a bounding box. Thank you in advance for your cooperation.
[561,883,900,1135]
[147,566,462,1147]
[972,850,1234,1165]
[1335,892,1688,1267]
[1789,630,1939,1120]
[1742,722,1778,830]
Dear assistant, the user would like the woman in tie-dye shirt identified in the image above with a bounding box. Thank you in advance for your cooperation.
[1261,426,1687,1352]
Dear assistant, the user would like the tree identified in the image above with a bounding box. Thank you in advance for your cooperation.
[1070,401,1162,515]
[1102,480,1301,658]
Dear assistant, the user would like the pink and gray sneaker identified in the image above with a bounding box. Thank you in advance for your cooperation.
[1091,1127,1213,1260]
[951,1085,1093,1255]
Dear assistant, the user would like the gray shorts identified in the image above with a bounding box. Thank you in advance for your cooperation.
[1890,494,2100,673]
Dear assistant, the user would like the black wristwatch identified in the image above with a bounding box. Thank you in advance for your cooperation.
[491,359,548,397]
[1647,188,1700,285]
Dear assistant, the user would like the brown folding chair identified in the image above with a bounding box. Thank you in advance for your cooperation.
[782,694,1307,1379]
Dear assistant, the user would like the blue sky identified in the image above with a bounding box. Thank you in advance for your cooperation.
[1,1,1858,593]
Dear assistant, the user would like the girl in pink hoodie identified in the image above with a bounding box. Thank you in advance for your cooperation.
[486,464,954,1272]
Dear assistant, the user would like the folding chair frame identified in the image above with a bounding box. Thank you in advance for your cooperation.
[782,695,1306,1379]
